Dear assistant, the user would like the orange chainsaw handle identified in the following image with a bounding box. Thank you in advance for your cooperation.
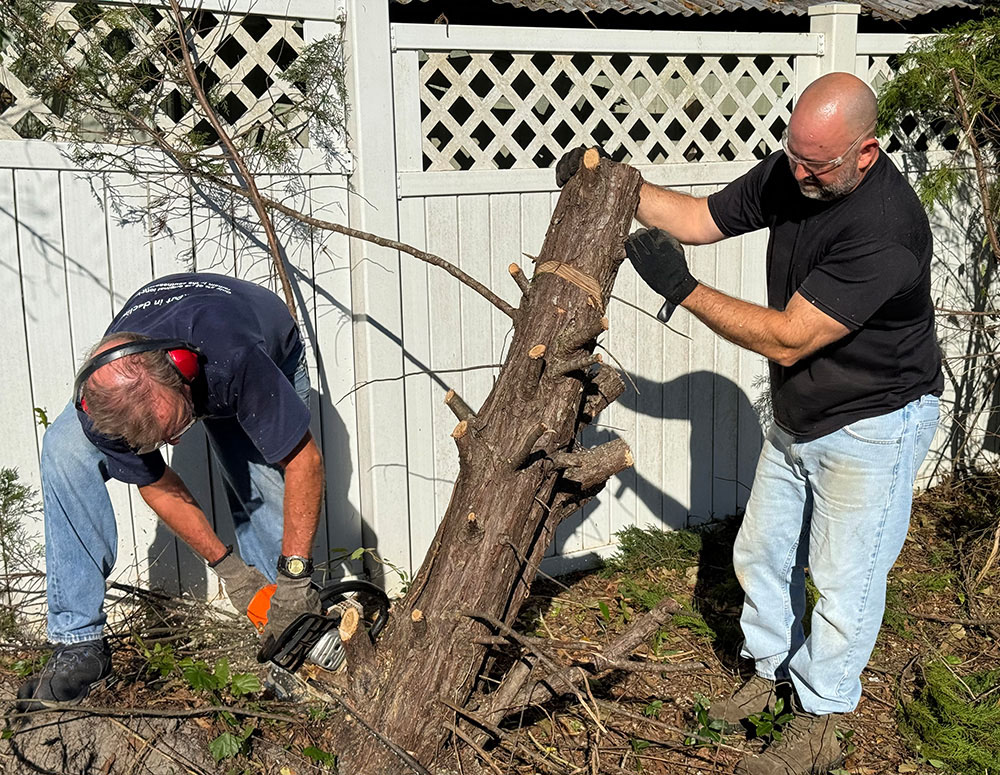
[246,584,277,633]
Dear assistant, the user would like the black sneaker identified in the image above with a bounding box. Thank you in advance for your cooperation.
[15,639,112,712]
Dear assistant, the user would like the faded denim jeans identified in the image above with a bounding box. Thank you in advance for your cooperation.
[40,346,310,644]
[734,394,939,715]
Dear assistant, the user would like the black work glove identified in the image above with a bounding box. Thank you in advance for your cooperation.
[555,144,611,188]
[625,227,697,305]
[258,574,322,660]
[210,548,269,616]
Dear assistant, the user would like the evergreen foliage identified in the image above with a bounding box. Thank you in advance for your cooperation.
[877,16,1000,217]
[899,660,1000,773]
[604,525,703,573]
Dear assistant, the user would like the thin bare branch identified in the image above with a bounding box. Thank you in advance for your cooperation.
[166,0,296,318]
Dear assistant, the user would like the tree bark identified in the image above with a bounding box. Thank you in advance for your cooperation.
[330,152,643,773]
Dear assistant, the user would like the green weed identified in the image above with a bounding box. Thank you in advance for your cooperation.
[685,694,726,746]
[748,697,795,742]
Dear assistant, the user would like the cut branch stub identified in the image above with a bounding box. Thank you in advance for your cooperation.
[509,263,530,295]
[507,422,548,470]
[551,437,633,490]
[580,364,626,422]
[340,605,377,697]
[445,389,476,422]
[551,352,602,379]
[557,315,608,355]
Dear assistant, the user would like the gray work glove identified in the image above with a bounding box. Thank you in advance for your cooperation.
[625,227,697,305]
[211,549,268,616]
[258,574,322,661]
[555,144,611,188]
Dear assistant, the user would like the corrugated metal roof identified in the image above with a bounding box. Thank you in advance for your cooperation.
[394,0,975,22]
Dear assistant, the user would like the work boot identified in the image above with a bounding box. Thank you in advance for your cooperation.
[711,674,783,728]
[734,710,843,774]
[15,638,112,712]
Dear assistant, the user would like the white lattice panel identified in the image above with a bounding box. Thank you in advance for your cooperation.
[419,51,794,171]
[865,54,955,154]
[0,3,309,144]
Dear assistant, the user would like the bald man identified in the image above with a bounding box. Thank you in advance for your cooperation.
[17,273,324,711]
[559,72,942,773]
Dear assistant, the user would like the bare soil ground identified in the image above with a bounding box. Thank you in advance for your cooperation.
[2,476,998,775]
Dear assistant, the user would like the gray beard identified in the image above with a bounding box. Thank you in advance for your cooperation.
[797,169,863,202]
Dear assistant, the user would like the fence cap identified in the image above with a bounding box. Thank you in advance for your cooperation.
[808,2,863,15]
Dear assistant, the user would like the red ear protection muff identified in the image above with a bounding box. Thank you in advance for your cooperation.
[74,338,202,413]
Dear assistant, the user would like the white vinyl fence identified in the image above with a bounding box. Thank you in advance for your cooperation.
[0,0,976,604]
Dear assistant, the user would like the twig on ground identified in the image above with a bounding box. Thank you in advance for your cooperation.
[445,722,505,775]
[4,702,299,728]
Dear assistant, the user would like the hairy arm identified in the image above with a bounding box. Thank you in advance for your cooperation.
[139,467,227,562]
[636,182,726,246]
[278,430,324,558]
[682,286,850,367]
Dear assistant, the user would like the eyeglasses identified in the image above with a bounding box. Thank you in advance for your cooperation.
[781,123,875,176]
[134,415,197,455]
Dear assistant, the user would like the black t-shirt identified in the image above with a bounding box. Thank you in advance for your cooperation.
[707,151,943,440]
[79,274,309,485]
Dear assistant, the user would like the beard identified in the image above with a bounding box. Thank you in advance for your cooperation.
[796,160,864,202]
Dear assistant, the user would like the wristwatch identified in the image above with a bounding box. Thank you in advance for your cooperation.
[277,554,314,579]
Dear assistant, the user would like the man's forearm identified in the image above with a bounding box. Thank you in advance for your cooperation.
[635,182,725,246]
[280,432,324,558]
[681,285,806,367]
[139,467,227,562]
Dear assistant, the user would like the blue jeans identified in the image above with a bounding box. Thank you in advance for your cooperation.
[734,395,939,715]
[41,347,310,644]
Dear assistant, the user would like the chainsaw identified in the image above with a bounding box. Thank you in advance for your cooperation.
[247,579,390,674]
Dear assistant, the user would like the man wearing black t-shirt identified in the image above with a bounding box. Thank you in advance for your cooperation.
[17,274,325,710]
[559,72,941,773]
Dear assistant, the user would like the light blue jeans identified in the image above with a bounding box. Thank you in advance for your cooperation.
[734,394,939,715]
[41,347,310,644]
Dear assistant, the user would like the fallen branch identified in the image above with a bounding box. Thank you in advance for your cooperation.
[906,611,1000,626]
[478,596,681,726]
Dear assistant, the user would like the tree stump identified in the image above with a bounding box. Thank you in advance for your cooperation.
[332,151,644,773]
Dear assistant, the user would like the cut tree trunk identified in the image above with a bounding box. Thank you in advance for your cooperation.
[330,152,644,774]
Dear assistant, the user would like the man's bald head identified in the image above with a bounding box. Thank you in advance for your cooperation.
[790,72,877,148]
[785,72,880,201]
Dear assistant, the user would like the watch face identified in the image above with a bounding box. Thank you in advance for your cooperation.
[286,558,306,576]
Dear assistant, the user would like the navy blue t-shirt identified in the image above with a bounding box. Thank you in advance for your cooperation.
[79,274,309,485]
[707,151,943,440]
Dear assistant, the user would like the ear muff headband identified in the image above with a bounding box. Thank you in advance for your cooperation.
[74,339,202,412]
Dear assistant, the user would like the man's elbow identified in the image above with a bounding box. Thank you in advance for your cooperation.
[770,340,817,368]
[282,432,324,472]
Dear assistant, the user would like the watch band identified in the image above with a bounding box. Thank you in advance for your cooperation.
[277,554,313,579]
[208,544,233,568]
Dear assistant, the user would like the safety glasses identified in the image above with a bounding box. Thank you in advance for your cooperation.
[781,123,875,176]
[134,414,197,455]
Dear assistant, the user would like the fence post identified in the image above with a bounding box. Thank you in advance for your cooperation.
[343,0,412,586]
[795,3,861,97]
